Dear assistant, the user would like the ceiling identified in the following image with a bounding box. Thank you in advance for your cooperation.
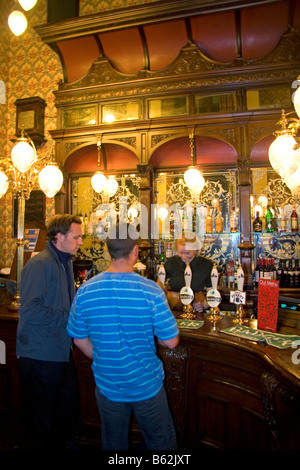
[37,0,300,172]
[39,0,300,83]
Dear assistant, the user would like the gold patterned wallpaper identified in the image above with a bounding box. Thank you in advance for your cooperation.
[0,0,158,269]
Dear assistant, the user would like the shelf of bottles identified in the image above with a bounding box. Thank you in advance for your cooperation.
[153,170,241,284]
[251,168,300,289]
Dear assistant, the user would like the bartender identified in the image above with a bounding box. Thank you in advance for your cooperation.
[158,231,213,312]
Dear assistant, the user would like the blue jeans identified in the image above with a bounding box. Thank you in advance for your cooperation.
[95,385,177,450]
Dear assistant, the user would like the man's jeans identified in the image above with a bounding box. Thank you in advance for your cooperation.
[95,385,177,450]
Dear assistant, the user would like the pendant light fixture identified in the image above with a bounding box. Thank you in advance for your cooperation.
[268,110,300,181]
[184,129,205,195]
[91,137,107,193]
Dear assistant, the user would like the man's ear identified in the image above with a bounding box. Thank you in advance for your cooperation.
[132,244,139,258]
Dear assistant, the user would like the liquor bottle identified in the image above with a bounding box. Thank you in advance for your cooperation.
[215,211,224,233]
[230,207,238,233]
[192,209,197,233]
[277,259,283,286]
[270,258,276,280]
[182,212,189,231]
[291,205,298,232]
[265,205,274,233]
[205,207,213,233]
[278,207,286,232]
[253,211,262,232]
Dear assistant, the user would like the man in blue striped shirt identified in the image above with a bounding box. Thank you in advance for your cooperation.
[67,223,179,450]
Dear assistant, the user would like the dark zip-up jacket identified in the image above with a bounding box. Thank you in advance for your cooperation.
[16,240,75,362]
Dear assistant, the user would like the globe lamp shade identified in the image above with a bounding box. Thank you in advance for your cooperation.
[38,164,63,198]
[284,166,300,192]
[184,167,205,194]
[18,0,37,11]
[293,84,300,119]
[105,178,119,197]
[11,138,36,173]
[268,133,300,180]
[91,171,107,193]
[8,11,27,36]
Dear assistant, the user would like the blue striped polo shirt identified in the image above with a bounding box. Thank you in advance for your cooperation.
[67,272,179,402]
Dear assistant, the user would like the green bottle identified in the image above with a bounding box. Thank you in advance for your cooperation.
[265,205,274,232]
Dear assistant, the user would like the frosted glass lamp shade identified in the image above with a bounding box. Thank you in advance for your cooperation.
[184,167,205,194]
[91,171,107,193]
[0,171,9,198]
[11,139,36,173]
[38,164,63,197]
[8,11,27,36]
[294,85,300,119]
[284,167,300,192]
[268,133,300,180]
[18,0,37,10]
[105,178,118,197]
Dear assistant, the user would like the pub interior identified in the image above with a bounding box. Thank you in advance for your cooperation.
[0,0,300,451]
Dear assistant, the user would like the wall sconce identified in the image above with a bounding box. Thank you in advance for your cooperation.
[184,129,205,195]
[0,131,63,308]
[8,10,28,36]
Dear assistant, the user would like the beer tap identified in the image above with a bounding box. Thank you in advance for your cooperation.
[179,263,196,320]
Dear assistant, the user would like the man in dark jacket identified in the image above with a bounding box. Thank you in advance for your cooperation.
[16,214,83,449]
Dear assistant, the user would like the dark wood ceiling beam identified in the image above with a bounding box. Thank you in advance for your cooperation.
[35,0,283,43]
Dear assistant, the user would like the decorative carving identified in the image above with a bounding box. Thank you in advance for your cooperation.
[260,371,297,450]
[65,141,87,154]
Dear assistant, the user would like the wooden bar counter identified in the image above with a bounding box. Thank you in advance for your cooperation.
[1,294,300,450]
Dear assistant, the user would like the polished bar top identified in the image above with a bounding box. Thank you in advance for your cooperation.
[172,310,300,387]
[1,292,299,389]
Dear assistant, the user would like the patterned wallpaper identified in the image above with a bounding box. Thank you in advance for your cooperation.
[0,0,157,269]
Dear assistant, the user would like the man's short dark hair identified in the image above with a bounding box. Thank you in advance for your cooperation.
[47,214,82,243]
[106,223,138,260]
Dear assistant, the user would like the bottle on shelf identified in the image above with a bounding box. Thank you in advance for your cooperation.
[278,207,286,232]
[215,211,224,233]
[283,260,289,287]
[253,211,262,232]
[255,258,260,287]
[230,207,238,233]
[276,259,283,286]
[182,211,189,231]
[291,205,298,232]
[265,205,274,233]
[205,207,213,233]
[192,209,197,233]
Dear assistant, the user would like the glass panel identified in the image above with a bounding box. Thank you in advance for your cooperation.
[148,96,187,118]
[64,106,97,127]
[195,92,237,114]
[246,87,291,110]
[153,170,239,266]
[251,168,299,284]
[101,101,139,123]
[71,174,141,272]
